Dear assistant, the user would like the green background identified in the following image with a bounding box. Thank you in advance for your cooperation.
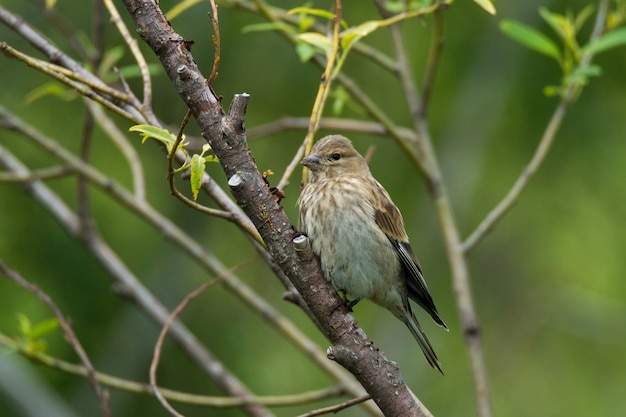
[1,0,625,416]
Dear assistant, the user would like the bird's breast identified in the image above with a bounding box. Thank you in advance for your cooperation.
[298,178,401,301]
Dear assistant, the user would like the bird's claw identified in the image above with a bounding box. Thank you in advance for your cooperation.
[330,289,360,314]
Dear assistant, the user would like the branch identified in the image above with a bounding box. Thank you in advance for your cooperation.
[0,262,111,417]
[461,0,611,253]
[0,108,366,411]
[246,117,417,142]
[0,332,350,408]
[121,0,428,415]
[0,142,272,417]
[377,3,492,417]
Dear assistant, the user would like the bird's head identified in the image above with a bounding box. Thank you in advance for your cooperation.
[301,135,369,182]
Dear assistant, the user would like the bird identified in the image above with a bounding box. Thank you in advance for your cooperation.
[297,134,447,372]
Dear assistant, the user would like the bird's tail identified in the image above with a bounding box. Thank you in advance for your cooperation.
[402,307,443,374]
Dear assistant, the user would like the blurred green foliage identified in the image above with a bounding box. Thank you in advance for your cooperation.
[1,1,625,416]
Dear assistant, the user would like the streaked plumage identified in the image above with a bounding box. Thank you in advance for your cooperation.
[297,134,447,372]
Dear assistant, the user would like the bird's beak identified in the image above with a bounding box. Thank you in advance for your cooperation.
[301,154,322,170]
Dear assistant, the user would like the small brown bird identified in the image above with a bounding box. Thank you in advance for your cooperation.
[298,134,447,372]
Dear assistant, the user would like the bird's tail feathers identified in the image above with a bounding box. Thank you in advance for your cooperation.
[402,309,443,374]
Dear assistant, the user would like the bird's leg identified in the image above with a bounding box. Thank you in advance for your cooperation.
[346,297,361,309]
[332,289,361,313]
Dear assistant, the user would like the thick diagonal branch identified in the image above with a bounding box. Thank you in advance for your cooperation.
[121,1,429,415]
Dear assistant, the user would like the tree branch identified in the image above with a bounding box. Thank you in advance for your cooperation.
[120,1,429,415]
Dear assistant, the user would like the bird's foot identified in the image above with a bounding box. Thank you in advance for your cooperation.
[331,290,360,314]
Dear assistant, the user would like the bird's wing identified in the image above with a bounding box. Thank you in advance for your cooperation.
[372,182,448,330]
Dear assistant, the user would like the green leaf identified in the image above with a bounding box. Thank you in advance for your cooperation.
[190,153,205,200]
[297,32,332,53]
[165,0,202,21]
[99,46,125,76]
[17,314,32,338]
[241,22,295,34]
[539,8,572,42]
[574,4,595,32]
[29,318,59,339]
[473,0,496,15]
[582,28,626,55]
[341,20,380,51]
[500,20,562,62]
[543,85,562,97]
[385,1,408,13]
[117,63,162,79]
[129,125,183,153]
[295,42,316,62]
[24,83,76,104]
[288,7,349,29]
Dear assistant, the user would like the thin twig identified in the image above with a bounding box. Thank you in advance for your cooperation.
[77,108,96,237]
[102,0,153,108]
[246,117,417,142]
[0,331,349,407]
[0,43,142,123]
[165,111,243,225]
[0,109,365,407]
[150,280,219,417]
[86,101,147,201]
[277,0,342,190]
[420,1,446,116]
[461,0,610,254]
[294,394,371,417]
[0,262,111,417]
[207,0,220,84]
[0,165,72,181]
[373,6,485,417]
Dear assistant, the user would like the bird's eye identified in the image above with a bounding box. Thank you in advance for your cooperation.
[331,153,341,161]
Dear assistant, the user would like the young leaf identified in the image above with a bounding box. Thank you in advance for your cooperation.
[500,20,562,63]
[582,28,626,55]
[295,42,316,62]
[241,22,295,34]
[574,4,595,32]
[29,318,59,339]
[288,7,349,29]
[165,0,202,21]
[297,32,332,53]
[17,313,32,338]
[341,21,380,51]
[473,0,496,15]
[129,125,182,152]
[190,153,205,201]
[24,83,77,104]
[539,7,572,42]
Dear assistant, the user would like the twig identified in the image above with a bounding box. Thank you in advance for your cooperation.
[461,0,610,253]
[420,1,446,116]
[0,109,365,410]
[150,280,219,417]
[295,394,371,417]
[0,140,272,417]
[0,331,349,407]
[0,165,72,181]
[221,0,397,73]
[207,0,220,84]
[379,2,493,416]
[0,42,142,123]
[165,111,244,225]
[276,0,343,190]
[86,101,147,200]
[0,262,111,417]
[102,0,153,108]
[246,117,417,142]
